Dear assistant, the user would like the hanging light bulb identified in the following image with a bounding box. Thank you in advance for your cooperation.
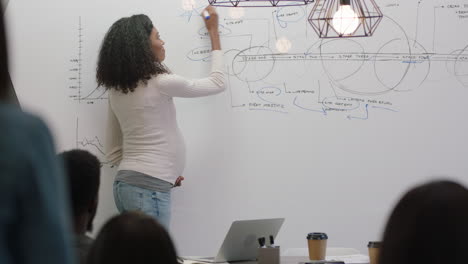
[309,0,383,38]
[332,0,360,35]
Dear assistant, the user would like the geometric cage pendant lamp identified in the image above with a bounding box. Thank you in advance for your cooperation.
[208,0,315,7]
[308,0,383,38]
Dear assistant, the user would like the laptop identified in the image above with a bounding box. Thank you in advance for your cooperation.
[183,218,285,263]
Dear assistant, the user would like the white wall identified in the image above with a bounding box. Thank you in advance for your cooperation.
[6,0,468,255]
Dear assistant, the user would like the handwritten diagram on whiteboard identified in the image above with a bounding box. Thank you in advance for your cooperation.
[180,0,468,120]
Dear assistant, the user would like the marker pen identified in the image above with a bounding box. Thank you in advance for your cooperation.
[258,237,267,248]
[203,10,210,20]
[269,235,275,247]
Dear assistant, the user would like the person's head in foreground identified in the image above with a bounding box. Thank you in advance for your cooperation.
[380,180,468,264]
[87,211,179,264]
[59,149,101,235]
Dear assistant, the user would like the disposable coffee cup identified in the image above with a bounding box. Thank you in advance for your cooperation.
[367,241,382,264]
[307,233,328,260]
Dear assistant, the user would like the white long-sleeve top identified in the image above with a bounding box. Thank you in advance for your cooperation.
[105,50,226,184]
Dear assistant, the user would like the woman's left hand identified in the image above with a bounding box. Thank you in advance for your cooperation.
[174,176,185,187]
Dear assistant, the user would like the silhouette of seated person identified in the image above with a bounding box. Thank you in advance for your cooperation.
[59,149,101,264]
[380,180,468,264]
[87,211,179,264]
[0,6,74,264]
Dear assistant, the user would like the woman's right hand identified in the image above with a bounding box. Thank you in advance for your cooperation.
[202,6,221,50]
[203,6,219,32]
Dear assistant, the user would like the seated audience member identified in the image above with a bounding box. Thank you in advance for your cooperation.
[87,212,179,264]
[380,180,468,264]
[59,149,101,264]
[0,7,75,264]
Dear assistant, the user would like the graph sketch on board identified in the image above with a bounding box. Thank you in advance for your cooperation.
[75,117,105,155]
[68,16,107,104]
[75,117,113,167]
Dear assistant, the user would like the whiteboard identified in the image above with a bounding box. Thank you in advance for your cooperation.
[6,0,468,255]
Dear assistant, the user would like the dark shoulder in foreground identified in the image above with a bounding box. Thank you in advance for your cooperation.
[0,104,50,137]
[0,104,53,161]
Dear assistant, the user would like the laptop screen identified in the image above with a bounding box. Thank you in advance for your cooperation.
[214,218,285,262]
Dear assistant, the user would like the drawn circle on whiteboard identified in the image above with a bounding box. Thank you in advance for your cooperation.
[371,15,433,94]
[454,44,468,87]
[390,39,431,92]
[316,15,430,96]
[232,46,276,82]
[256,86,282,104]
[373,38,411,92]
[319,38,366,82]
[225,49,244,76]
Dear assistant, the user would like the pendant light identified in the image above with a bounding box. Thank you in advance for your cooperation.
[308,0,383,38]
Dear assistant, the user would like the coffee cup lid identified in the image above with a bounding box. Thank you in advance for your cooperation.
[367,241,382,248]
[307,233,328,240]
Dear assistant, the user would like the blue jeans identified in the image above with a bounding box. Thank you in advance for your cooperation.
[113,181,171,230]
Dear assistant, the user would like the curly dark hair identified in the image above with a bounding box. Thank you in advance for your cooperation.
[96,14,168,94]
